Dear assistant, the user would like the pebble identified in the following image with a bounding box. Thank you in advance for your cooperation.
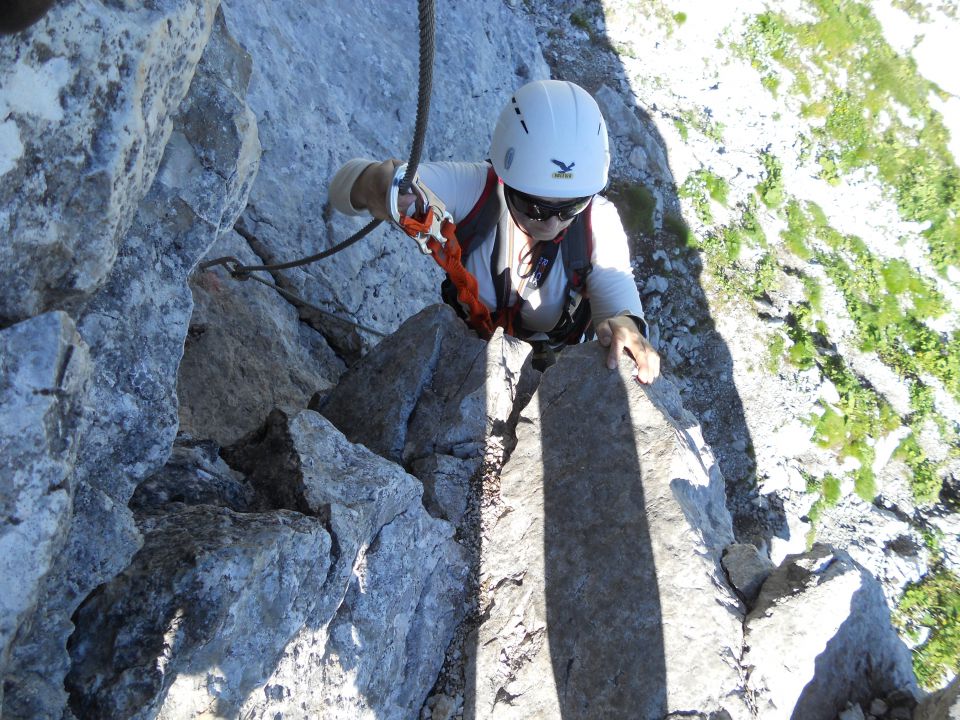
[838,703,865,720]
[644,275,669,294]
[652,249,673,271]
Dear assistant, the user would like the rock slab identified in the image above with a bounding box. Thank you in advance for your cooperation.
[0,312,90,694]
[744,544,918,720]
[467,342,748,719]
[2,11,258,718]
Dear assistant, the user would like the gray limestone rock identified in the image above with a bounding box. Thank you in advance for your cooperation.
[467,342,748,719]
[0,0,219,323]
[0,313,90,694]
[322,304,531,465]
[744,544,918,720]
[218,0,550,337]
[595,84,670,183]
[412,454,482,525]
[220,409,470,719]
[722,543,775,606]
[2,13,260,718]
[916,677,960,720]
[179,229,344,446]
[68,407,467,718]
[129,437,260,516]
[65,505,331,720]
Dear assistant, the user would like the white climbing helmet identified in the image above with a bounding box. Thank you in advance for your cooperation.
[490,79,610,199]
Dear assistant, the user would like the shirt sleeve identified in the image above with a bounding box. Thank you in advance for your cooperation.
[416,162,490,223]
[587,196,647,330]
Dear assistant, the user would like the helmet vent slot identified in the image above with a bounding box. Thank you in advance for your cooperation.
[520,120,529,134]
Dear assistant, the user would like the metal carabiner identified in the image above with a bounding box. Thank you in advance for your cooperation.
[389,163,453,255]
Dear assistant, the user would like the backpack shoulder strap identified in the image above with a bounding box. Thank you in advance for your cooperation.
[455,165,501,259]
[560,199,594,291]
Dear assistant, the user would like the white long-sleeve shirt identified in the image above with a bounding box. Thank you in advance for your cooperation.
[330,159,646,336]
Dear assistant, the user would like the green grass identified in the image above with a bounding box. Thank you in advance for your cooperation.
[680,168,730,224]
[609,181,656,237]
[756,150,785,208]
[778,200,958,403]
[734,1,960,273]
[805,472,844,547]
[663,213,690,244]
[895,568,960,689]
[569,10,590,32]
[683,191,777,301]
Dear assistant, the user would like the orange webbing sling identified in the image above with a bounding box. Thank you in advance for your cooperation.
[397,209,496,340]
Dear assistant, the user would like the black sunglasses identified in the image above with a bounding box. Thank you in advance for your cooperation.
[504,185,593,222]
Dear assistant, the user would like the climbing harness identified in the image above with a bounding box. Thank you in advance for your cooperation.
[199,0,438,339]
[388,163,496,339]
[444,166,595,347]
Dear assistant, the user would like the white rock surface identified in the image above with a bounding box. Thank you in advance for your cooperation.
[2,12,258,717]
[744,545,917,719]
[0,312,90,692]
[468,344,749,719]
[0,0,219,322]
[218,0,550,339]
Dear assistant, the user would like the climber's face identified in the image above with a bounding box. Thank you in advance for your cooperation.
[505,186,592,242]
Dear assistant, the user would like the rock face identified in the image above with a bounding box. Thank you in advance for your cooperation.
[67,408,468,719]
[177,229,344,446]
[1,9,259,718]
[65,505,331,720]
[467,342,749,719]
[217,0,550,339]
[0,0,219,323]
[227,409,470,719]
[744,545,918,720]
[1,0,944,717]
[0,313,90,695]
[321,304,533,466]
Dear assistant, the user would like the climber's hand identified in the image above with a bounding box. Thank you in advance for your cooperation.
[596,315,660,384]
[351,159,415,221]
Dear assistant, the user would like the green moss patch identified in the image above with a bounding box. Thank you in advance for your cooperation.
[895,568,960,689]
[609,181,657,237]
[735,1,960,273]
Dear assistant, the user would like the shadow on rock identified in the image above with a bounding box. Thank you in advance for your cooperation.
[528,0,787,552]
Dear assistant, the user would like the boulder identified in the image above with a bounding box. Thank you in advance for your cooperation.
[324,304,532,460]
[744,544,918,720]
[2,13,260,718]
[0,0,218,323]
[68,407,468,718]
[723,543,775,606]
[218,0,550,337]
[179,229,344,446]
[223,409,470,719]
[320,304,532,526]
[466,342,749,719]
[66,505,331,720]
[916,677,960,720]
[0,313,90,694]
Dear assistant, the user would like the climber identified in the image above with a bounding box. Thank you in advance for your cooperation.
[329,79,659,382]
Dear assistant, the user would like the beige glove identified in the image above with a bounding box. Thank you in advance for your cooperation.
[328,158,376,216]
